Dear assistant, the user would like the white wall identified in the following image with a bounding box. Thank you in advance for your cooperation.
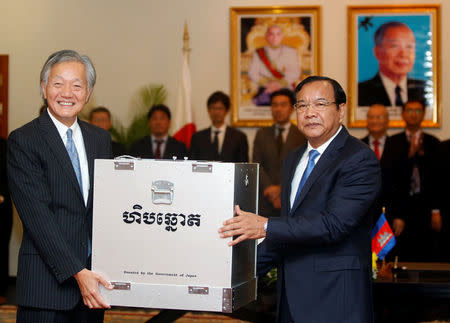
[0,0,447,275]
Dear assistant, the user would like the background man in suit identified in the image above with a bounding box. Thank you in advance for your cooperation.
[190,91,248,162]
[7,50,112,323]
[382,99,440,261]
[358,21,426,107]
[130,104,187,159]
[89,106,126,157]
[361,104,390,160]
[248,25,301,106]
[253,88,305,218]
[219,76,381,323]
[0,137,12,305]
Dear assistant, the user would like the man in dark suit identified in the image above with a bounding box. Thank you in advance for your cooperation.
[129,104,187,159]
[0,137,12,304]
[381,99,440,261]
[253,88,305,218]
[358,21,427,107]
[220,76,381,323]
[7,50,112,323]
[190,91,248,162]
[89,106,126,157]
[361,104,390,161]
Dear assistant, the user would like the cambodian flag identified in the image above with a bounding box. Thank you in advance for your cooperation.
[371,212,396,260]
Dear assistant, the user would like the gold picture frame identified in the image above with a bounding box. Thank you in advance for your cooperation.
[347,5,441,128]
[230,6,321,127]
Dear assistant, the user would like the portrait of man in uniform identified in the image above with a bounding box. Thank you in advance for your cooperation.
[230,7,321,127]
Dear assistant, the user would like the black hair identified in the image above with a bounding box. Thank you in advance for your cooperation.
[295,76,346,108]
[148,104,171,120]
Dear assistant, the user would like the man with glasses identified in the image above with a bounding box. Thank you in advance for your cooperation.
[382,99,440,261]
[219,76,381,323]
[358,21,427,108]
[253,89,305,218]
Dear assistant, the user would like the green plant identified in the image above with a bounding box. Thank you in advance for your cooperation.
[86,84,167,150]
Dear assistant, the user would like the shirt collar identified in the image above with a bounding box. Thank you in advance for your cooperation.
[151,134,168,142]
[47,108,80,139]
[211,124,227,133]
[306,125,343,156]
[369,135,387,146]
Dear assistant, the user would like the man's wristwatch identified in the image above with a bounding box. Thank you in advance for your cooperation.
[264,221,268,231]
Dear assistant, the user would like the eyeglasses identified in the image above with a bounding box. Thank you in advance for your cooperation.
[294,99,337,113]
[404,109,423,115]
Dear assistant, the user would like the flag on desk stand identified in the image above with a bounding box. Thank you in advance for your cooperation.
[172,22,196,149]
[371,208,396,261]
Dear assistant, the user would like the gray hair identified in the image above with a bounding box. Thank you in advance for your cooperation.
[374,21,412,47]
[39,49,96,99]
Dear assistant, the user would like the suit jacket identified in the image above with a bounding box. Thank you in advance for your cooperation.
[358,73,426,107]
[253,124,305,217]
[112,140,126,157]
[129,136,187,159]
[257,127,381,323]
[0,138,12,294]
[7,111,112,310]
[189,126,248,162]
[360,135,391,221]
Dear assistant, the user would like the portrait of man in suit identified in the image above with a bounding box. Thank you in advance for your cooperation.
[190,91,248,162]
[219,76,381,323]
[129,104,187,160]
[358,21,427,108]
[7,50,112,322]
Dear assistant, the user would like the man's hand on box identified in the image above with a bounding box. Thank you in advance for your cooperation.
[74,268,113,309]
[218,205,267,246]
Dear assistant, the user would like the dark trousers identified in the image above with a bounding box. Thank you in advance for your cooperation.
[17,302,104,323]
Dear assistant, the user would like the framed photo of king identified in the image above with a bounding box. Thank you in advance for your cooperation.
[347,5,441,128]
[230,6,321,127]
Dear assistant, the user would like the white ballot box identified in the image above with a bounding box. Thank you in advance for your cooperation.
[92,159,258,313]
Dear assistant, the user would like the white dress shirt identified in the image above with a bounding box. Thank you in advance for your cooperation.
[211,124,227,153]
[48,109,89,205]
[379,72,407,107]
[289,126,343,208]
[369,135,387,158]
[151,134,169,157]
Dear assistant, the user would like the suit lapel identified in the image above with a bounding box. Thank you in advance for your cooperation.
[220,127,231,157]
[290,127,349,215]
[39,112,84,204]
[79,120,96,208]
[285,145,306,214]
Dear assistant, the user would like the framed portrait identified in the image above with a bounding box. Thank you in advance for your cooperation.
[230,6,321,127]
[347,5,441,128]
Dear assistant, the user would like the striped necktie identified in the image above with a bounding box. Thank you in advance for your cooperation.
[66,129,83,194]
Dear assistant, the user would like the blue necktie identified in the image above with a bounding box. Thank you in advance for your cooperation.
[66,129,83,194]
[293,149,320,205]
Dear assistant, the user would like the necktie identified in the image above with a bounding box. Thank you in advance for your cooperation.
[373,140,380,160]
[276,127,285,155]
[395,85,403,107]
[65,129,83,194]
[212,130,220,159]
[154,139,163,159]
[292,149,320,206]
